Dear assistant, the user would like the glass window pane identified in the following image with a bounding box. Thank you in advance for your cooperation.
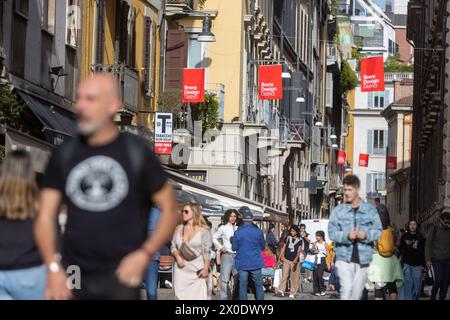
[188,36,202,68]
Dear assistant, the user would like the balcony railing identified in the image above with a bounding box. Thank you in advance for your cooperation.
[166,0,193,12]
[357,72,414,82]
[91,63,138,114]
[284,119,309,145]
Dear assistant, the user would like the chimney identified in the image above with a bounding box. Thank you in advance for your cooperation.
[385,0,393,19]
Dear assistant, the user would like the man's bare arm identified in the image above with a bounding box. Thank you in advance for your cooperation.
[34,189,62,265]
[34,188,71,300]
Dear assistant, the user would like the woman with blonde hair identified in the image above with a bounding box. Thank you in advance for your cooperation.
[0,150,46,300]
[171,202,212,300]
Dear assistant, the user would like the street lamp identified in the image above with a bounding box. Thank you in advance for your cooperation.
[197,16,216,42]
[296,90,305,103]
[281,64,291,79]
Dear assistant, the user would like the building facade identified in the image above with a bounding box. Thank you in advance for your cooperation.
[407,0,449,229]
[381,80,413,230]
[1,0,82,170]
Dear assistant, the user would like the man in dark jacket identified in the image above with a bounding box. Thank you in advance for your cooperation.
[425,210,450,300]
[232,210,265,300]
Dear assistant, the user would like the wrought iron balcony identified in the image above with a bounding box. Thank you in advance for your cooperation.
[91,63,138,114]
[165,0,193,13]
[285,119,309,145]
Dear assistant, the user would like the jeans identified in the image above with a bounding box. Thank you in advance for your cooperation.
[0,265,46,300]
[329,266,340,292]
[145,260,160,300]
[238,269,264,300]
[431,259,450,300]
[335,260,369,300]
[313,258,326,294]
[262,268,275,277]
[220,253,237,300]
[399,264,423,300]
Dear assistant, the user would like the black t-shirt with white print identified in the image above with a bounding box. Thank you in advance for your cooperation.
[41,133,167,273]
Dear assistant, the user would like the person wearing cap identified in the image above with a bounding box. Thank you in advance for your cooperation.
[231,209,265,300]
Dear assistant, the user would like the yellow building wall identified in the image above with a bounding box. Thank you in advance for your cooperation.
[179,0,245,122]
[81,0,161,129]
[345,89,355,172]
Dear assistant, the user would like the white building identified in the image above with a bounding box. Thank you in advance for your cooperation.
[352,73,413,201]
[342,0,396,60]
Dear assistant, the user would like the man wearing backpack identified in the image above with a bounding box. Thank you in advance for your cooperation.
[35,74,179,300]
[328,175,382,300]
[425,210,450,300]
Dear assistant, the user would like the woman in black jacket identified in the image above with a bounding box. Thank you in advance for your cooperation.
[398,220,425,300]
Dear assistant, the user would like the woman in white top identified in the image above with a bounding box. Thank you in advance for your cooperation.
[311,230,330,296]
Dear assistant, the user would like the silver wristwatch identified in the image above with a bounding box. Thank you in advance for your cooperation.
[47,253,62,273]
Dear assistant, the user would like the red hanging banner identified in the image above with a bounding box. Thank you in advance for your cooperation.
[360,56,385,92]
[182,68,205,103]
[258,65,283,100]
[359,153,369,167]
[337,150,346,165]
[387,156,397,170]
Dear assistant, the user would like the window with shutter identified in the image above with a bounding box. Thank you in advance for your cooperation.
[367,130,373,155]
[165,30,188,90]
[128,8,136,68]
[368,92,373,109]
[366,173,372,195]
[384,90,390,108]
[311,126,321,164]
[95,0,105,64]
[143,17,152,94]
[119,1,129,64]
[66,0,80,47]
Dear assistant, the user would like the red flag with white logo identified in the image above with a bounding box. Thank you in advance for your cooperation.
[360,56,385,92]
[182,68,205,103]
[258,65,283,100]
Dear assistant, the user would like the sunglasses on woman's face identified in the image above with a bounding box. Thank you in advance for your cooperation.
[443,220,450,226]
[182,210,190,214]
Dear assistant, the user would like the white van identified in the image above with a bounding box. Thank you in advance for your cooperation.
[300,219,330,244]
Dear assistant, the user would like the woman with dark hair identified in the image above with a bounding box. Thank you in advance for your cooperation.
[0,150,46,300]
[275,225,303,298]
[311,230,330,296]
[366,204,403,300]
[212,208,239,300]
[398,220,425,300]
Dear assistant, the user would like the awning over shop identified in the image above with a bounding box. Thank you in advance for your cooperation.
[17,90,78,138]
[178,183,264,218]
[165,167,288,223]
[3,126,53,173]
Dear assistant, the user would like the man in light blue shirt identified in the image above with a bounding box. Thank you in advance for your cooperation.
[145,208,161,300]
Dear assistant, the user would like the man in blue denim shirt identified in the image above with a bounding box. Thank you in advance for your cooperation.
[145,208,161,300]
[328,175,382,300]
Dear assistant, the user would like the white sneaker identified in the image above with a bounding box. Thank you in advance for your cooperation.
[275,290,284,297]
[320,291,327,296]
[314,293,320,296]
[164,280,173,289]
[289,294,295,299]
